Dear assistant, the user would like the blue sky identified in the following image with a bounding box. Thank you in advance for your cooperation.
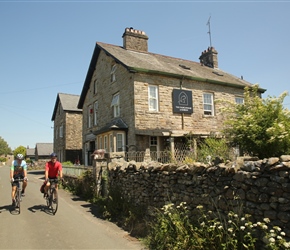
[0,1,289,150]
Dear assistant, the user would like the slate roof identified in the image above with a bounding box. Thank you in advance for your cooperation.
[52,93,82,121]
[26,148,35,156]
[35,143,53,156]
[78,41,266,109]
[93,118,128,135]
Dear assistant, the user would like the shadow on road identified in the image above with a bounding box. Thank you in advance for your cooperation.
[71,197,103,218]
[27,204,46,213]
[28,170,44,176]
[0,204,13,214]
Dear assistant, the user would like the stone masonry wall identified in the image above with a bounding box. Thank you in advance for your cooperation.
[108,155,290,238]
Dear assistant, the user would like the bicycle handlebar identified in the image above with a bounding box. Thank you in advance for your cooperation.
[13,178,24,182]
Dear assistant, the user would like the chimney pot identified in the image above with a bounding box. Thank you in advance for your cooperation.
[122,27,148,52]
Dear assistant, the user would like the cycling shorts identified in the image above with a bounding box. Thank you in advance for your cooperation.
[11,174,25,187]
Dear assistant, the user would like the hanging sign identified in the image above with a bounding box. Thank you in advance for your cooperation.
[172,89,193,114]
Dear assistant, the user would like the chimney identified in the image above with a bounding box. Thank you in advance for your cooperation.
[199,47,218,68]
[122,27,149,52]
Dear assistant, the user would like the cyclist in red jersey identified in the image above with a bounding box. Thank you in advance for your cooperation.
[43,153,63,197]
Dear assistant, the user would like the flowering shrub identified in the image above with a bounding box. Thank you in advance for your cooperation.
[145,203,290,250]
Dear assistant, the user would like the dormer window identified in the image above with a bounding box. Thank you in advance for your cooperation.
[110,64,117,83]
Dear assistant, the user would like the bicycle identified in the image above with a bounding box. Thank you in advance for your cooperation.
[13,177,24,214]
[45,178,59,215]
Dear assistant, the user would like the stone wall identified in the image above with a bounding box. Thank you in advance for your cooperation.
[107,155,290,238]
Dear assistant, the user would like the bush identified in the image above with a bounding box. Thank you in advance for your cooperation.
[222,86,290,158]
[0,157,7,162]
[61,161,73,166]
[197,137,230,163]
[145,203,290,250]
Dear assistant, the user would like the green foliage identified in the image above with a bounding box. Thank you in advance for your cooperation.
[61,161,73,166]
[0,157,7,162]
[222,85,290,158]
[13,146,26,158]
[197,137,230,163]
[145,203,290,250]
[0,136,12,155]
[94,186,147,237]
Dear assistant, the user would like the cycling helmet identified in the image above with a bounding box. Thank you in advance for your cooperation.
[16,154,24,160]
[50,153,57,157]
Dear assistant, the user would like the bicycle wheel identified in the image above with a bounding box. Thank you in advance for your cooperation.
[15,190,21,214]
[50,189,58,215]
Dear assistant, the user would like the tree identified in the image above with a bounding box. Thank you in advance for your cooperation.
[0,136,12,155]
[13,146,27,158]
[222,85,290,158]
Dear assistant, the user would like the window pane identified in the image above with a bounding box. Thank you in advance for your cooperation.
[203,93,213,115]
[117,134,123,152]
[235,97,244,104]
[149,85,158,111]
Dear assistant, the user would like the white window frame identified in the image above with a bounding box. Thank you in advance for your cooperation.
[111,93,120,117]
[235,97,244,104]
[150,136,158,152]
[116,133,125,152]
[203,93,214,116]
[148,85,159,111]
[110,64,117,83]
[94,101,98,126]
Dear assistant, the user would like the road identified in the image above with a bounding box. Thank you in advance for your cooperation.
[0,165,146,250]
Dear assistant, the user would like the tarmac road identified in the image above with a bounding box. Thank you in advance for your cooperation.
[0,165,146,250]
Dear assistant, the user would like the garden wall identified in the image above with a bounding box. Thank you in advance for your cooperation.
[107,155,290,238]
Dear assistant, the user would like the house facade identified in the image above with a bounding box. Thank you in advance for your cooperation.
[52,93,82,164]
[35,143,53,161]
[78,28,266,166]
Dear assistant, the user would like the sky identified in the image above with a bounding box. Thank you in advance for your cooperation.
[0,0,290,150]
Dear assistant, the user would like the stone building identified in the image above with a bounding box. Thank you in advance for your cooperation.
[52,93,82,164]
[78,27,266,166]
[34,142,53,161]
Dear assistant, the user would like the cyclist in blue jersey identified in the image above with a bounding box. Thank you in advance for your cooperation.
[10,154,28,206]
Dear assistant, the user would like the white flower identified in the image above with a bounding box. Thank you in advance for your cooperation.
[269,238,275,243]
[263,218,270,223]
[240,226,246,231]
[280,232,286,236]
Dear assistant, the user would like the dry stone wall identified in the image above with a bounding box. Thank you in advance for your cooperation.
[108,155,290,238]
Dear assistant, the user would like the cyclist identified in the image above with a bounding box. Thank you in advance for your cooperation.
[10,154,28,206]
[43,153,63,197]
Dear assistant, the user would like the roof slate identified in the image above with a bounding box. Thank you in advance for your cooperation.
[78,41,266,108]
[97,42,253,88]
[35,143,53,156]
[52,93,82,121]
